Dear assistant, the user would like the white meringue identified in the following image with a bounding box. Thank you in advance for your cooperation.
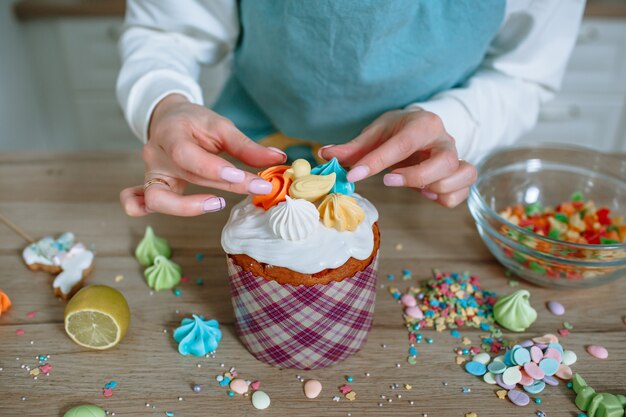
[268,196,319,241]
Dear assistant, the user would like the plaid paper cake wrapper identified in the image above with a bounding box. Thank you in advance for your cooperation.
[227,253,379,369]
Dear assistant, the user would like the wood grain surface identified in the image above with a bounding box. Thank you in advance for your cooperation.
[0,152,624,417]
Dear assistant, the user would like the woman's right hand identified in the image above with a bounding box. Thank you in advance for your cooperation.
[120,94,287,217]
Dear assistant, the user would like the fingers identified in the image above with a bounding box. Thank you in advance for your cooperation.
[163,141,272,195]
[425,161,477,194]
[120,186,150,217]
[142,180,226,217]
[382,140,459,188]
[320,124,383,167]
[215,121,287,168]
[420,187,470,208]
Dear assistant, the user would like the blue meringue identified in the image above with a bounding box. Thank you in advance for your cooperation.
[173,314,222,356]
[311,157,354,195]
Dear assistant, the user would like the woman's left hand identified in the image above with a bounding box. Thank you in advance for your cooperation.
[320,109,477,208]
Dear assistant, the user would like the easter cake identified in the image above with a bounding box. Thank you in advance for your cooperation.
[221,158,380,369]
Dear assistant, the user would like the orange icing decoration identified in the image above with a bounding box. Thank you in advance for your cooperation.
[252,165,293,210]
[0,290,11,316]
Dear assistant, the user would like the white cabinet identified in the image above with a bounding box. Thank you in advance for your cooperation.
[519,19,626,152]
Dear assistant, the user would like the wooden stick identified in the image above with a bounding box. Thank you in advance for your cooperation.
[0,210,34,244]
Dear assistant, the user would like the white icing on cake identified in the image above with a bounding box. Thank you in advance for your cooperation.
[268,196,319,241]
[221,193,378,274]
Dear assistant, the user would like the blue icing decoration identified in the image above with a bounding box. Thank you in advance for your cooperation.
[310,157,354,195]
[173,314,222,356]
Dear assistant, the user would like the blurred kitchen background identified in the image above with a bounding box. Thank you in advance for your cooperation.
[1,0,626,151]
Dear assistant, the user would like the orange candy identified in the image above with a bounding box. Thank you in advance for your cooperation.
[0,290,11,316]
[252,165,292,210]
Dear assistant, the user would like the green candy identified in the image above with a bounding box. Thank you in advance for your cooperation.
[493,290,537,332]
[64,404,106,417]
[525,202,543,216]
[135,226,171,267]
[571,191,585,202]
[144,255,182,291]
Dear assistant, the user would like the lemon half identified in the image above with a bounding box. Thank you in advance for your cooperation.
[64,285,130,350]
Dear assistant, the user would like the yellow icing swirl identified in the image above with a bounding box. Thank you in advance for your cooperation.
[287,159,336,202]
[318,193,365,232]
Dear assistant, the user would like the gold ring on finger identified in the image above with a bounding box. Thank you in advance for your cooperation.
[143,178,171,192]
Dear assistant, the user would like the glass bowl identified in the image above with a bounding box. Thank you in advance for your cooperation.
[468,145,626,288]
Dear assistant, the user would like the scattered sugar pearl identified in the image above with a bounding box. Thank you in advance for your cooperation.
[21,396,26,401]
[193,385,201,393]
[409,401,415,405]
[365,372,370,377]
[196,364,201,368]
[145,403,150,407]
[178,396,183,401]
[547,300,565,316]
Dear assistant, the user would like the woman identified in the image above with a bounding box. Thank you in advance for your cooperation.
[117,0,584,216]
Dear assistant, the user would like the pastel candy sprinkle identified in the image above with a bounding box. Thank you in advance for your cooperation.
[555,364,573,380]
[250,380,261,390]
[304,379,322,399]
[487,361,506,375]
[562,350,577,366]
[483,372,497,384]
[251,391,271,410]
[513,347,531,365]
[465,361,487,376]
[401,294,417,307]
[586,345,608,359]
[538,358,559,376]
[542,375,559,386]
[496,373,516,390]
[530,346,543,363]
[502,367,522,385]
[473,353,491,365]
[543,348,562,362]
[524,362,545,380]
[523,380,546,394]
[507,389,530,406]
[405,306,423,320]
[546,300,565,316]
[229,378,248,395]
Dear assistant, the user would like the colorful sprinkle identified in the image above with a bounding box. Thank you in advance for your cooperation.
[546,301,565,316]
[586,345,608,359]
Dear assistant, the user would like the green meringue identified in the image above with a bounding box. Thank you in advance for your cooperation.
[493,289,537,332]
[144,255,181,291]
[135,226,171,266]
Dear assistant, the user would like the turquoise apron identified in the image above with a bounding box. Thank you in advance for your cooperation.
[213,0,505,145]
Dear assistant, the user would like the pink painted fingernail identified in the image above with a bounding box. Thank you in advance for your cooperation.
[203,197,225,213]
[248,178,273,195]
[421,190,438,201]
[383,173,405,187]
[221,166,246,183]
[347,165,370,183]
[267,147,287,162]
[317,144,336,160]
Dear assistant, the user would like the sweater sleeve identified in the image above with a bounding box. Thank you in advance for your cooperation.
[407,0,585,163]
[116,0,239,142]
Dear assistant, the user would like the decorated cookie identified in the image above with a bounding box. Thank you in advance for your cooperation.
[22,232,94,300]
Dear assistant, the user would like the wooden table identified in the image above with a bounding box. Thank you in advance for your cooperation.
[0,152,624,417]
